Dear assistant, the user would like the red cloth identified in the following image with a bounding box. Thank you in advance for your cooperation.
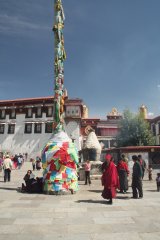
[101,161,119,199]
[49,162,57,171]
[46,173,51,180]
[117,160,129,175]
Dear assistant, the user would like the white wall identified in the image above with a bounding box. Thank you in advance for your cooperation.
[0,113,81,158]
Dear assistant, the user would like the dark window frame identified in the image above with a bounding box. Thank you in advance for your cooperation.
[25,108,33,118]
[35,107,42,118]
[34,123,42,134]
[45,122,53,133]
[0,109,6,120]
[158,122,160,135]
[9,109,16,119]
[8,124,15,134]
[46,106,53,117]
[0,124,5,134]
[152,124,156,136]
[24,123,32,134]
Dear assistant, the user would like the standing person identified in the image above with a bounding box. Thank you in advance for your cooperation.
[117,158,129,193]
[12,154,18,169]
[156,173,160,192]
[101,154,119,204]
[25,152,28,161]
[31,158,36,171]
[3,155,12,182]
[0,156,3,172]
[17,155,22,169]
[132,155,143,199]
[138,155,146,179]
[36,160,41,170]
[147,165,153,181]
[84,160,91,185]
[121,154,129,165]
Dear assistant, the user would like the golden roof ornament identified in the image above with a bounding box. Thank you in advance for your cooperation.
[108,107,120,116]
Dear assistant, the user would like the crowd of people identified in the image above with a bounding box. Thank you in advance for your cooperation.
[0,153,25,182]
[0,153,42,184]
[84,153,160,205]
[0,153,27,171]
[0,152,160,198]
[101,153,160,204]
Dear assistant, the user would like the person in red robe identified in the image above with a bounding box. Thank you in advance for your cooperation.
[101,154,119,204]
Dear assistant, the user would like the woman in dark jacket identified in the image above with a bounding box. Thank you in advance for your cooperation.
[22,170,43,193]
[22,170,35,192]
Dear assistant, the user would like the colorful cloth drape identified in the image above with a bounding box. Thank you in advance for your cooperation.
[42,132,79,193]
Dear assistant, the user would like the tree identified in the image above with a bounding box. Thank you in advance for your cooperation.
[117,109,155,147]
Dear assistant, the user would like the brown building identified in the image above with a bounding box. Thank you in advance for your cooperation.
[81,108,122,149]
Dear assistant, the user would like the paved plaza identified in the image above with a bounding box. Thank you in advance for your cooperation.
[0,162,160,240]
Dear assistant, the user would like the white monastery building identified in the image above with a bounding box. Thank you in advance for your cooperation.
[0,96,85,158]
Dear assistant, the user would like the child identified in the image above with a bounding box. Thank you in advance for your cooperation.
[84,160,91,185]
[147,165,153,181]
[156,173,160,192]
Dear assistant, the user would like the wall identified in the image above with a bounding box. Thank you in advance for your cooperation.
[0,113,81,158]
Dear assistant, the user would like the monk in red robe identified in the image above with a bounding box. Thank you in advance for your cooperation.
[101,154,119,204]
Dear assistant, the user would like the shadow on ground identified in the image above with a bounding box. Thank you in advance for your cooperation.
[76,199,106,204]
[116,196,130,200]
[0,187,18,191]
[88,190,102,193]
[146,189,158,192]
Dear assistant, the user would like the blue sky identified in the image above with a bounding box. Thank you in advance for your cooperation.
[0,0,160,118]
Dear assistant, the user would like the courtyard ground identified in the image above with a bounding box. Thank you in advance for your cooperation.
[0,162,160,240]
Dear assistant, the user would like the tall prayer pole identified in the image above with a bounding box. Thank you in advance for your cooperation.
[42,0,79,194]
[53,0,66,133]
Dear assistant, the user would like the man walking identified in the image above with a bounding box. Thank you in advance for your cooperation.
[3,155,12,182]
[132,155,143,199]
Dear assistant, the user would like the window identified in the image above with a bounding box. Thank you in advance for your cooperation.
[0,110,6,119]
[24,123,32,134]
[66,106,80,117]
[9,109,16,119]
[35,107,42,118]
[26,108,33,118]
[110,139,117,147]
[46,107,53,117]
[0,124,5,134]
[45,122,53,133]
[8,124,15,134]
[34,123,42,133]
[158,122,160,135]
[152,124,156,136]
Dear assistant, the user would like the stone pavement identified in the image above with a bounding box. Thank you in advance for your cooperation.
[0,162,160,240]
